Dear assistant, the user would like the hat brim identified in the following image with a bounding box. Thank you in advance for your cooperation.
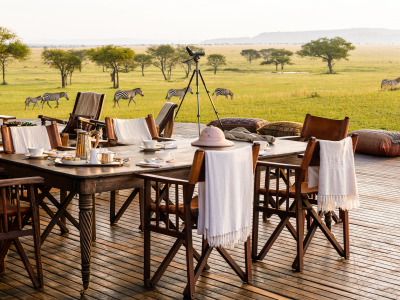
[191,139,234,147]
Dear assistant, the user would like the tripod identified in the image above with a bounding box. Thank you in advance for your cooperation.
[174,55,224,135]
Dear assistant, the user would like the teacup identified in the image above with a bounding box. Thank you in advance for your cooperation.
[142,140,157,149]
[27,147,44,156]
[155,151,175,162]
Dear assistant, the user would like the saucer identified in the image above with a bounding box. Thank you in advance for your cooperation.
[25,154,48,159]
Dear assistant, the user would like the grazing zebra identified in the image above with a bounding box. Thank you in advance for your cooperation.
[42,92,69,108]
[165,86,193,101]
[381,77,400,89]
[25,95,44,110]
[113,88,144,107]
[212,88,234,100]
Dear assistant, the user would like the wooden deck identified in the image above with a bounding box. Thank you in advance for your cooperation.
[1,124,400,299]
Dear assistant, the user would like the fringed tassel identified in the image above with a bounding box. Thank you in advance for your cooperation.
[318,194,360,213]
[204,225,252,249]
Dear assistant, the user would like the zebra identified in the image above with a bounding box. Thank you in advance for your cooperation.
[42,92,69,108]
[381,77,400,89]
[165,86,193,101]
[25,95,44,110]
[212,88,234,100]
[113,88,144,107]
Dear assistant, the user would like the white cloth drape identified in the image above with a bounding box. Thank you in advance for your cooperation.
[113,118,152,145]
[197,146,253,249]
[308,137,359,212]
[10,126,52,154]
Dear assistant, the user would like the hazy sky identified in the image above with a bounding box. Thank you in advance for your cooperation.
[1,0,400,42]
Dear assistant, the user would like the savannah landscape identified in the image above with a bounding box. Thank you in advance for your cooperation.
[1,44,400,132]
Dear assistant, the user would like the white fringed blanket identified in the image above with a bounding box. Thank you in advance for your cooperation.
[10,126,52,154]
[113,118,152,145]
[308,137,360,212]
[197,146,253,249]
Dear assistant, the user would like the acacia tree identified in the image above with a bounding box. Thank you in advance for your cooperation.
[206,54,227,74]
[260,49,294,70]
[134,54,153,76]
[67,49,86,72]
[296,37,355,74]
[240,49,261,63]
[176,45,205,78]
[0,27,31,84]
[86,45,135,88]
[42,49,72,87]
[64,53,82,85]
[146,45,175,80]
[259,48,276,61]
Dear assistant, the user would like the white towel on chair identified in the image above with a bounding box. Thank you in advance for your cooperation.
[197,146,253,249]
[308,137,359,212]
[113,118,152,145]
[10,126,52,154]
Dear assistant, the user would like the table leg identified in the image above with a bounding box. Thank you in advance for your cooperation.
[60,190,67,234]
[92,194,96,242]
[79,193,93,295]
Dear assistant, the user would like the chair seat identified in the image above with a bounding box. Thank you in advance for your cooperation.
[150,196,199,217]
[260,182,318,198]
[0,203,31,217]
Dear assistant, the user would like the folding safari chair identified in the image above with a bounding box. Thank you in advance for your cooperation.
[252,134,358,271]
[39,92,106,141]
[154,102,178,138]
[1,122,80,244]
[136,144,260,299]
[0,175,44,288]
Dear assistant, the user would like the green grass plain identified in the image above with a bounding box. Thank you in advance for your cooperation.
[1,44,400,132]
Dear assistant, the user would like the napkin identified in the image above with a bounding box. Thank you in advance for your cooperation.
[259,150,275,156]
[136,161,175,168]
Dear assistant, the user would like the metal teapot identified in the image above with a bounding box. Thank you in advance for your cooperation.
[75,129,101,160]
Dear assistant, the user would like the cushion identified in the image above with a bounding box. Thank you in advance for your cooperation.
[257,121,303,137]
[62,113,93,134]
[348,130,400,157]
[207,118,268,133]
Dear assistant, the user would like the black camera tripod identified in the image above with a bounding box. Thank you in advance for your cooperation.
[174,54,224,135]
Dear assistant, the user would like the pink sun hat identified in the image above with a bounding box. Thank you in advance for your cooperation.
[191,126,234,147]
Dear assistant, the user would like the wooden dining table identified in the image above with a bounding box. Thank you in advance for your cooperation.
[0,138,307,294]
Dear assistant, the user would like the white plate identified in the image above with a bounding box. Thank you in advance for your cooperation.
[25,154,48,159]
[56,160,87,165]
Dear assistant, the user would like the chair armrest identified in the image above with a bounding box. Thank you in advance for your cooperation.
[275,136,302,141]
[136,173,189,185]
[38,115,68,125]
[0,176,44,188]
[257,161,302,170]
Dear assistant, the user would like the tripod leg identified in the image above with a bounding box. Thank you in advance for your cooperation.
[196,70,201,135]
[174,70,196,120]
[198,70,224,131]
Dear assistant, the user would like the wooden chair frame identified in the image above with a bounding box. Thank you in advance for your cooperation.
[38,92,106,140]
[252,135,358,271]
[155,102,178,138]
[0,174,44,288]
[0,122,79,244]
[275,114,351,227]
[136,144,260,299]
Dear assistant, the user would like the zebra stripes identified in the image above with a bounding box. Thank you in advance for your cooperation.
[165,87,193,101]
[381,77,400,89]
[25,95,44,110]
[212,88,234,100]
[113,88,144,107]
[42,92,69,108]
